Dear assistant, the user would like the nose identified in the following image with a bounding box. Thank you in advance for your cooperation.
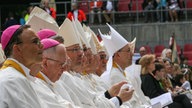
[39,42,44,49]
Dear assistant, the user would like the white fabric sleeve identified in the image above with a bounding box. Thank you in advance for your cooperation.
[110,97,120,108]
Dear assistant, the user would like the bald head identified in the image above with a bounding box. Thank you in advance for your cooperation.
[139,46,146,57]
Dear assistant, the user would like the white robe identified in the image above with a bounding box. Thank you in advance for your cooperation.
[125,65,151,106]
[32,72,79,108]
[0,59,44,108]
[110,64,151,108]
[59,71,119,108]
[55,76,83,107]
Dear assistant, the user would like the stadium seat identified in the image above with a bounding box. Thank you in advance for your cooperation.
[131,0,143,12]
[78,0,89,14]
[154,45,165,57]
[188,60,192,66]
[183,43,192,60]
[118,0,130,12]
[184,43,192,52]
[186,0,192,9]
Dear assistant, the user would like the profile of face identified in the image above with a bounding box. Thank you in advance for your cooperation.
[43,44,68,82]
[72,3,78,10]
[147,57,156,72]
[166,50,172,59]
[116,44,133,68]
[66,44,83,70]
[16,28,43,66]
[139,47,146,57]
[43,0,49,7]
[96,51,108,76]
[164,61,172,74]
[156,68,165,80]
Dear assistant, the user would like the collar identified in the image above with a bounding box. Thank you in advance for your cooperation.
[40,72,55,87]
[8,58,36,81]
[113,62,126,77]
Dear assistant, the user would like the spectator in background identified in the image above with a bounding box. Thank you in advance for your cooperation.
[142,0,156,23]
[24,6,34,22]
[175,74,191,90]
[40,0,56,20]
[167,0,180,22]
[67,2,87,24]
[180,57,191,69]
[20,11,27,25]
[156,0,168,22]
[140,56,192,108]
[90,0,103,24]
[101,0,117,24]
[3,12,18,30]
[135,46,147,64]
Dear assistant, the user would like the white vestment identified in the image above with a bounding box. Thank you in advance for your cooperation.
[32,72,79,108]
[0,58,44,108]
[110,64,151,108]
[59,71,120,108]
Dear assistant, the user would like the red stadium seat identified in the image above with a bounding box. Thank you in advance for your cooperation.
[183,52,192,60]
[183,43,192,60]
[78,0,89,14]
[184,43,192,52]
[131,0,143,12]
[118,0,130,12]
[188,60,192,66]
[186,0,192,8]
[154,45,165,57]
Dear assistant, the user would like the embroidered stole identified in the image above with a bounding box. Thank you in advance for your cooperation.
[1,59,26,76]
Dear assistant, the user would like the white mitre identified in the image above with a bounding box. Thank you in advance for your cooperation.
[26,6,58,27]
[58,18,82,47]
[26,15,59,33]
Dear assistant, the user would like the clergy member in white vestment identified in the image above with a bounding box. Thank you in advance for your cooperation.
[32,38,81,108]
[0,25,45,108]
[37,28,82,107]
[56,18,134,108]
[99,24,151,108]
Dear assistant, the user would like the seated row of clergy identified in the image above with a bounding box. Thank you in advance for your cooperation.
[0,7,156,108]
[0,20,136,107]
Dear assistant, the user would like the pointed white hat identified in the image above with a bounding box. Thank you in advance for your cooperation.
[0,44,5,64]
[26,6,58,27]
[26,15,59,33]
[130,37,136,53]
[58,18,82,47]
[83,24,88,32]
[73,19,91,48]
[86,27,103,54]
[98,24,129,57]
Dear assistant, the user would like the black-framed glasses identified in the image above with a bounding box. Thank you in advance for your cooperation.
[45,57,68,68]
[67,47,82,52]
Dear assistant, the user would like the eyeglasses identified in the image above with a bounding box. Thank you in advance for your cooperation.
[100,54,107,60]
[139,50,146,52]
[45,57,68,68]
[67,47,82,52]
[16,38,41,46]
[118,49,131,53]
